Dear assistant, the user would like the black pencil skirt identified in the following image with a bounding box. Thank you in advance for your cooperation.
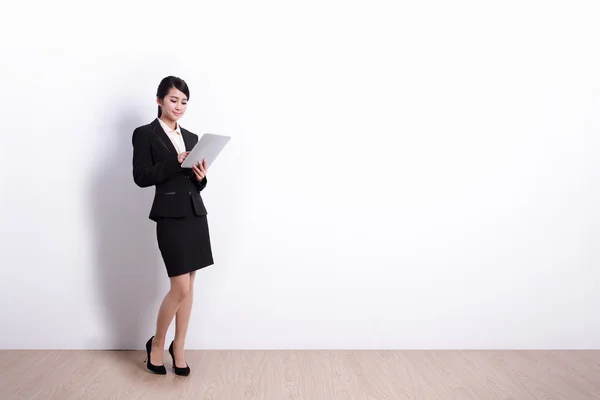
[156,215,214,277]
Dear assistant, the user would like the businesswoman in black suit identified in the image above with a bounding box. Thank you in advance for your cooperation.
[132,76,213,376]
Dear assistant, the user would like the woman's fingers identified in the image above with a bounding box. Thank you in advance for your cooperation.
[198,160,207,174]
[192,164,204,180]
[178,151,190,163]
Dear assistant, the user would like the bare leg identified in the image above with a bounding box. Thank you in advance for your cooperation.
[173,271,196,367]
[150,273,190,365]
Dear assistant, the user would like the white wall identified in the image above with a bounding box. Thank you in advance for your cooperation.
[1,0,599,350]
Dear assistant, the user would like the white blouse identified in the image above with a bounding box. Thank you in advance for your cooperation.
[158,118,186,154]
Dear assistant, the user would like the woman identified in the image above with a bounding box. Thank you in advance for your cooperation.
[132,76,214,376]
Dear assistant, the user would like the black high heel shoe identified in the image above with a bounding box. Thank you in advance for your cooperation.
[169,341,190,376]
[144,336,167,375]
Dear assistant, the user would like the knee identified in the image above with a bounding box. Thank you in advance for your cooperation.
[171,284,190,302]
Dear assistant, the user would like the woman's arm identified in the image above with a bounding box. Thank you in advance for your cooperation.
[191,159,208,191]
[132,128,182,188]
[194,176,208,192]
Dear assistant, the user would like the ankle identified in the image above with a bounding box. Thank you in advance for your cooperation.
[172,339,185,349]
[152,336,166,348]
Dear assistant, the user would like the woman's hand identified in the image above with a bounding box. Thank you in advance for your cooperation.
[178,151,190,164]
[192,160,207,181]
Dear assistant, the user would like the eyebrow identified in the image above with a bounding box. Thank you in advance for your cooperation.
[169,95,187,101]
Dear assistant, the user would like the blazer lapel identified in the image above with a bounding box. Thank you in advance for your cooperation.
[181,129,196,152]
[150,118,177,155]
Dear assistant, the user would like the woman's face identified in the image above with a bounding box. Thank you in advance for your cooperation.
[158,87,188,122]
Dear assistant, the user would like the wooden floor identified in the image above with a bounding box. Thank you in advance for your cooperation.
[0,350,599,399]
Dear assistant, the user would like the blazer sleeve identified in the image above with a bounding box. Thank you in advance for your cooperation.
[132,128,182,187]
[194,176,208,192]
[188,134,208,192]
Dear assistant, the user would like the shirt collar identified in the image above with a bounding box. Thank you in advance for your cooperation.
[158,118,181,135]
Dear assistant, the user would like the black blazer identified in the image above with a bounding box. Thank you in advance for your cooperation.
[132,118,208,221]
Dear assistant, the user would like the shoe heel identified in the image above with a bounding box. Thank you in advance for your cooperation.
[145,336,167,375]
[169,340,191,376]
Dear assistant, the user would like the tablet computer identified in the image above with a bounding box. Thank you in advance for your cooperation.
[181,133,231,169]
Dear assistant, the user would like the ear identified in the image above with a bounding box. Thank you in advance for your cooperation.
[156,97,163,106]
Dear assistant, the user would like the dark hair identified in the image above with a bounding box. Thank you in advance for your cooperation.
[156,76,190,117]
